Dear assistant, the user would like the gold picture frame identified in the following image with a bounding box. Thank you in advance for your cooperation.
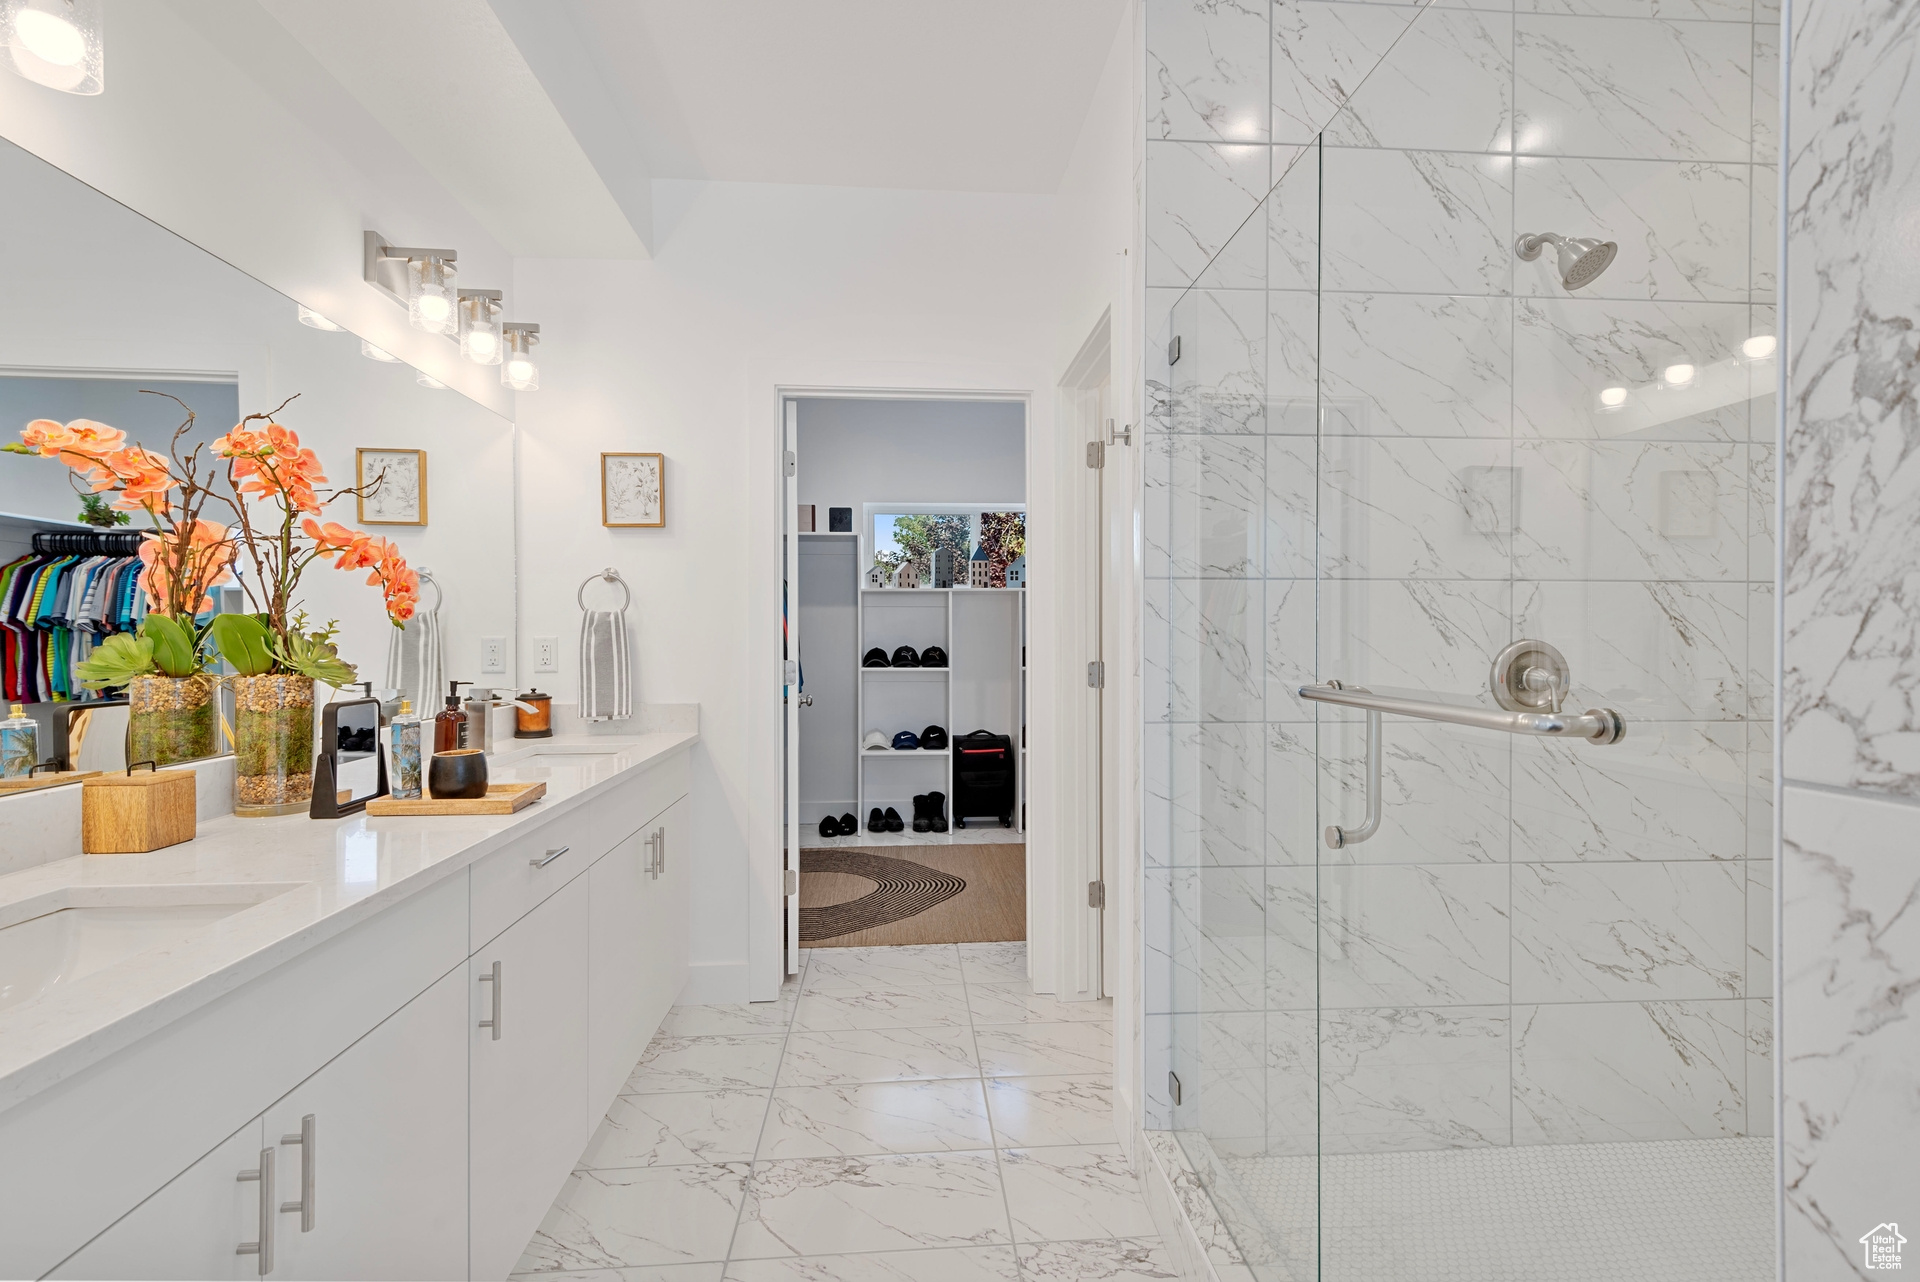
[355,448,427,526]
[601,452,665,528]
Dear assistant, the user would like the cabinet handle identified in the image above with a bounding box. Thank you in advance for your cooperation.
[279,1113,316,1232]
[657,827,667,875]
[478,960,502,1039]
[236,1148,274,1275]
[530,845,570,868]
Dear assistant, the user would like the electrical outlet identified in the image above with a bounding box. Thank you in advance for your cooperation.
[534,636,559,673]
[480,636,506,674]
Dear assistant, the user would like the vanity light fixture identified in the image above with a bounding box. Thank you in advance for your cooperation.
[1742,334,1778,361]
[458,289,504,365]
[2,0,103,95]
[416,372,448,390]
[360,339,399,363]
[502,323,540,391]
[362,231,458,336]
[1661,361,1697,388]
[296,305,344,332]
[1597,385,1629,411]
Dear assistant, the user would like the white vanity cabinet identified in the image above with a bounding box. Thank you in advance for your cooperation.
[469,875,591,1281]
[49,1120,268,1281]
[263,964,471,1281]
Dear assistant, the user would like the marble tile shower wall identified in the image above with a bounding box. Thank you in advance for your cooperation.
[1143,0,1780,1156]
[1781,0,1920,1271]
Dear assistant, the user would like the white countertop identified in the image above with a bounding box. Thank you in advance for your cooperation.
[0,732,696,1116]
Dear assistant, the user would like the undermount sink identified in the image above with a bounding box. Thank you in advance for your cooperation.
[0,891,286,1013]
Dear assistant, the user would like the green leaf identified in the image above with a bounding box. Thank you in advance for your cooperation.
[72,633,157,688]
[142,614,200,678]
[273,629,357,687]
[208,613,276,676]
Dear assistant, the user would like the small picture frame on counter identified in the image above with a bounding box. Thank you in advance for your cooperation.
[356,448,427,525]
[602,452,665,528]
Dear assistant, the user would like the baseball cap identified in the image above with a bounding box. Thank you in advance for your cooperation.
[890,645,921,668]
[920,645,948,668]
[919,725,949,750]
[891,730,920,750]
[863,730,890,750]
[862,647,890,668]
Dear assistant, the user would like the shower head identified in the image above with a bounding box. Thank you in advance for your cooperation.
[1516,232,1617,291]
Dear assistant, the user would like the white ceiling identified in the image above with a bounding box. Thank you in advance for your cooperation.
[237,0,1127,257]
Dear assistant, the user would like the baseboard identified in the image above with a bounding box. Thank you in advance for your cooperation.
[677,959,750,1005]
[1137,1128,1269,1282]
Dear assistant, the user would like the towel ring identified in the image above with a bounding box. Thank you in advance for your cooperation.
[415,567,445,614]
[578,567,632,612]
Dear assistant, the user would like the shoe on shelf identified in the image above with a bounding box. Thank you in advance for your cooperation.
[867,807,886,834]
[838,812,857,835]
[927,791,949,833]
[883,806,905,833]
[818,815,842,839]
[911,794,932,833]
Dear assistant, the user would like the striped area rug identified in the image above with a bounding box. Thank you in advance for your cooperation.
[798,843,1025,947]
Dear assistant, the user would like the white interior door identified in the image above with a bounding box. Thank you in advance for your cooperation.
[782,399,801,977]
[1096,378,1120,996]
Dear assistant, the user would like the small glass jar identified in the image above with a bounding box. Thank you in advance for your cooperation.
[232,674,315,817]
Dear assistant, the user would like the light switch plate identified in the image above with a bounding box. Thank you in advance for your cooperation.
[480,636,506,674]
[534,636,559,673]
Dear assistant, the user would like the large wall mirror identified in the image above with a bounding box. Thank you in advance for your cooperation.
[0,137,516,770]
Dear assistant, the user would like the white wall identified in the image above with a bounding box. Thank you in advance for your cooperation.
[513,179,1059,1002]
[796,397,1027,530]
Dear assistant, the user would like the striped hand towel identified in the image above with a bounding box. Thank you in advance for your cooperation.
[385,594,443,716]
[579,608,631,722]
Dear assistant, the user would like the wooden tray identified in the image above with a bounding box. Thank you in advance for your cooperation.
[0,770,100,795]
[365,781,547,816]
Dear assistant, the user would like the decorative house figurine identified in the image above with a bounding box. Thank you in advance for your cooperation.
[896,557,925,589]
[866,563,890,589]
[1005,555,1026,588]
[932,547,955,588]
[968,544,992,589]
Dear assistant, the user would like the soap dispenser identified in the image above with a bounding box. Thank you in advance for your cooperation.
[389,700,423,799]
[464,687,493,755]
[0,703,37,779]
[434,681,471,753]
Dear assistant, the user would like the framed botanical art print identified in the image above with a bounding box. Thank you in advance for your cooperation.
[355,448,427,526]
[602,452,664,528]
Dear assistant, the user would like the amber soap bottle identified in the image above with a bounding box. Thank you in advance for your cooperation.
[434,681,469,753]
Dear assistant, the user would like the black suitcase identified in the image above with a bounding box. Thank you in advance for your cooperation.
[952,730,1015,828]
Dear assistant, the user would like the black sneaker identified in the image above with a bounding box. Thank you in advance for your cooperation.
[927,791,948,833]
[883,806,905,832]
[838,812,857,836]
[911,794,932,833]
[863,647,890,668]
[867,807,886,833]
[819,815,842,839]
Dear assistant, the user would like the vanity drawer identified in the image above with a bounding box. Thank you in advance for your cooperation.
[470,803,598,951]
[593,751,689,850]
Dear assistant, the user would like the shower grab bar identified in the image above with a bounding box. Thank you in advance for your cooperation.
[1298,683,1626,745]
[1299,677,1625,850]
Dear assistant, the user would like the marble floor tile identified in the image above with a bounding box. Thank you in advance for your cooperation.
[800,945,962,990]
[623,1036,788,1093]
[999,1146,1160,1244]
[721,1245,1020,1280]
[512,1265,726,1282]
[966,982,1113,1025]
[657,998,797,1038]
[790,985,971,1032]
[957,940,1030,984]
[516,1165,748,1272]
[1017,1238,1180,1280]
[776,1026,979,1086]
[985,1075,1117,1148]
[756,1080,993,1159]
[731,1152,1011,1259]
[581,1091,770,1168]
[974,1022,1115,1077]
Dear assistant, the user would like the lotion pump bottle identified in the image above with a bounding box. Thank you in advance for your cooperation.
[389,700,423,799]
[0,704,37,779]
[434,681,470,753]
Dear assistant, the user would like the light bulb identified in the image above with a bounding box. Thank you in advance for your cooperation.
[14,9,81,64]
[297,305,343,332]
[361,340,398,362]
[1742,334,1777,360]
[465,329,498,360]
[405,255,458,335]
[1598,385,1628,409]
[416,293,451,325]
[504,357,536,390]
[1662,362,1696,387]
[417,372,447,390]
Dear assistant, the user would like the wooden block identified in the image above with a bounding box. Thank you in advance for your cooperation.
[364,781,547,817]
[82,768,197,854]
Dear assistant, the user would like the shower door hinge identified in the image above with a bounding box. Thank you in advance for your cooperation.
[1087,660,1105,689]
[784,450,796,477]
[784,869,798,896]
[1087,880,1106,909]
[1168,1071,1183,1106]
[1167,335,1182,365]
[1086,440,1105,469]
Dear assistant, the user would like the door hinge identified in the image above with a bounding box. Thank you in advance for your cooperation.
[783,660,799,686]
[1087,660,1105,689]
[1167,335,1182,365]
[784,450,796,477]
[1086,440,1105,469]
[784,868,799,896]
[1087,879,1106,909]
[1108,419,1133,447]
[1168,1070,1184,1106]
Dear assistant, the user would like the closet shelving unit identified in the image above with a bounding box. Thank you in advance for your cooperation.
[856,582,1025,834]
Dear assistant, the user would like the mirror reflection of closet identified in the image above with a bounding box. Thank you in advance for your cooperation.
[0,137,517,773]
